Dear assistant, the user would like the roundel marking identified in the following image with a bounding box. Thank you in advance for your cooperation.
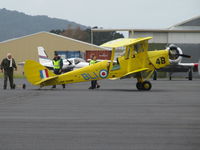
[99,69,108,78]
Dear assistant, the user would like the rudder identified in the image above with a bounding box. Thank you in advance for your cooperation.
[24,60,56,85]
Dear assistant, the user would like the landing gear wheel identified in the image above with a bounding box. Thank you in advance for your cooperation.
[136,82,143,91]
[142,81,152,91]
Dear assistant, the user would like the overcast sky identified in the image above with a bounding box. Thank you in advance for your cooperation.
[0,0,200,29]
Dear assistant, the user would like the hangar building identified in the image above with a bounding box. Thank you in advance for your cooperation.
[129,16,200,64]
[92,16,200,63]
[0,32,107,74]
[92,16,200,77]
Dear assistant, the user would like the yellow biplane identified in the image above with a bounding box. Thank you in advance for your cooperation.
[24,37,172,91]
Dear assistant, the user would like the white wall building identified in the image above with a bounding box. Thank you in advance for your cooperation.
[92,16,200,63]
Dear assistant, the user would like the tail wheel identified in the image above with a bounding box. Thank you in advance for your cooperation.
[142,81,152,91]
[136,82,143,91]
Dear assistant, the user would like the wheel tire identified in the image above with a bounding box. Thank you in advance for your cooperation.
[136,82,143,91]
[142,81,152,91]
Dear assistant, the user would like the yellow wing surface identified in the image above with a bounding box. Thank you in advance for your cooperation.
[101,37,152,48]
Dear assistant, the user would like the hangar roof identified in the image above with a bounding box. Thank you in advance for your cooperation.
[172,16,200,27]
[92,16,200,32]
[92,28,200,33]
[169,16,200,30]
[0,31,106,50]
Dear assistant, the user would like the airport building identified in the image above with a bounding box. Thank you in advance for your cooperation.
[0,32,108,74]
[92,16,200,63]
[130,16,200,64]
[92,16,200,78]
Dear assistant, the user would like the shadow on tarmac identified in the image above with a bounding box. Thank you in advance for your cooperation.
[29,88,168,93]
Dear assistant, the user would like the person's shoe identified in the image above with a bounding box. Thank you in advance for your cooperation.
[11,84,16,89]
[96,85,100,88]
[88,87,95,89]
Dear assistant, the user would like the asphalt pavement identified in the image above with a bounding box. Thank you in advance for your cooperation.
[0,78,200,150]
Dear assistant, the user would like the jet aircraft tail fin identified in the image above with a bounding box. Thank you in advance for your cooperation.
[38,47,52,65]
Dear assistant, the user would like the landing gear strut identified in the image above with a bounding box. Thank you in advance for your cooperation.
[136,81,152,91]
[153,71,157,80]
[169,73,172,80]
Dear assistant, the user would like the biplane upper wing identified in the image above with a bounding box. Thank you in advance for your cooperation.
[101,37,152,48]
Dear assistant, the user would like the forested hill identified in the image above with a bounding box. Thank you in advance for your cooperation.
[0,8,87,42]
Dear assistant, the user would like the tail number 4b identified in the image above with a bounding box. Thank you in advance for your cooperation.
[156,57,166,64]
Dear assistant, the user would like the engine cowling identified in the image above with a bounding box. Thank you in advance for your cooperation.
[167,44,183,64]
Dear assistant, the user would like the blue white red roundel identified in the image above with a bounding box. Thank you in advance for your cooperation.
[99,69,108,78]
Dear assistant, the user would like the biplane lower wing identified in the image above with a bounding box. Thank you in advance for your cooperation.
[122,68,149,77]
[109,68,150,80]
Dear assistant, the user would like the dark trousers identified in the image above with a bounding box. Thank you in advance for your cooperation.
[91,80,97,88]
[4,70,14,89]
[52,69,65,88]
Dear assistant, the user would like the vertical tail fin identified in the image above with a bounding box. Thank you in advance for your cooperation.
[37,47,53,67]
[24,60,56,85]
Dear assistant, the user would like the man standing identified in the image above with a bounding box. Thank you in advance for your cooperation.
[52,52,65,89]
[89,55,100,89]
[1,53,17,89]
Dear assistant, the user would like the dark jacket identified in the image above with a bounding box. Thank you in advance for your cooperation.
[0,58,17,71]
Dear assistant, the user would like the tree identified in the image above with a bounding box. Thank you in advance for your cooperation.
[50,29,64,34]
[49,26,124,45]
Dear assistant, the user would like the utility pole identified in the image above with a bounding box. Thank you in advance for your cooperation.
[91,29,93,44]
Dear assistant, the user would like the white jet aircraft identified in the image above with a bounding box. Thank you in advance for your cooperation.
[37,47,89,72]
